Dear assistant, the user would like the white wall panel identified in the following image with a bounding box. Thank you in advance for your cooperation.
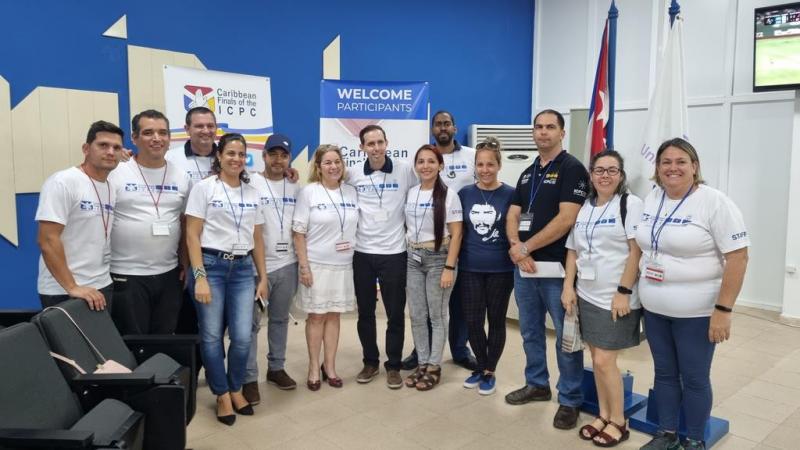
[680,0,734,98]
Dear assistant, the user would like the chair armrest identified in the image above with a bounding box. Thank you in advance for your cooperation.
[71,372,155,388]
[0,428,93,449]
[124,334,198,370]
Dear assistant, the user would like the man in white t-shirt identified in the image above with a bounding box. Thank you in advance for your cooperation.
[37,121,124,311]
[243,133,300,403]
[348,125,418,389]
[403,110,478,371]
[108,110,189,335]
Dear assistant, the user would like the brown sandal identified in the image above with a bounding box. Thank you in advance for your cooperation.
[579,416,609,440]
[592,420,629,447]
[404,366,426,388]
[415,365,441,391]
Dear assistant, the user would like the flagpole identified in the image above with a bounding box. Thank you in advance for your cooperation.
[607,0,618,150]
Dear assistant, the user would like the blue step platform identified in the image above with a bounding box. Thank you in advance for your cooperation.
[580,367,648,418]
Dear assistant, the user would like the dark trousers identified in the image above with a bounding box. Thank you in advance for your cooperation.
[448,276,472,360]
[110,266,183,335]
[40,283,114,311]
[175,281,202,374]
[460,271,514,372]
[353,251,407,370]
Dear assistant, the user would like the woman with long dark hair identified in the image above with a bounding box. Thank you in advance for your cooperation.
[403,144,463,391]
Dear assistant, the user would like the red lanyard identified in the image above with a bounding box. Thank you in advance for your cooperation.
[81,165,111,240]
[134,158,168,218]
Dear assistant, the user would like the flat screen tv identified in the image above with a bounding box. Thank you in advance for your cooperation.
[754,2,800,92]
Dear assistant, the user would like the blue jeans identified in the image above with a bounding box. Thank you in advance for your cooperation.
[406,248,454,366]
[644,310,715,441]
[513,269,583,407]
[189,253,255,395]
[246,263,298,382]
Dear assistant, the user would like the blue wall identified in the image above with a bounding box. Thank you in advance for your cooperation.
[0,0,534,309]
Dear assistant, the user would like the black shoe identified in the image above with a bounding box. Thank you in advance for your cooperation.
[401,352,418,371]
[453,354,479,371]
[234,403,254,416]
[504,385,552,405]
[553,405,580,430]
[217,414,236,426]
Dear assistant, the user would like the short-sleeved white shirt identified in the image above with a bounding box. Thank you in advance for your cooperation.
[405,185,463,244]
[440,143,476,193]
[566,194,644,310]
[347,157,418,254]
[184,176,264,253]
[292,182,359,265]
[108,159,189,275]
[165,144,214,190]
[250,173,298,272]
[634,185,750,318]
[36,167,116,295]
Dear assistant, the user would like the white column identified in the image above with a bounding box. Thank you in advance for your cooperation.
[782,90,800,320]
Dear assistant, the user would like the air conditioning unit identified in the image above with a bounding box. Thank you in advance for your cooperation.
[468,124,538,188]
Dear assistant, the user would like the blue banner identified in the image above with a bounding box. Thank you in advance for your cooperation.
[320,80,429,120]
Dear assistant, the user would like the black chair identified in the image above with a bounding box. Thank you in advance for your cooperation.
[0,323,144,449]
[32,300,198,450]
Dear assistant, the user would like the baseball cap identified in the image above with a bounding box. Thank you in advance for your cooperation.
[264,133,292,153]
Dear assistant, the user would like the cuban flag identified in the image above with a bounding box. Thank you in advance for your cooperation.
[584,1,618,160]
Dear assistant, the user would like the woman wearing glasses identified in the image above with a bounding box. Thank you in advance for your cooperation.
[457,137,515,396]
[561,149,643,447]
[293,145,359,391]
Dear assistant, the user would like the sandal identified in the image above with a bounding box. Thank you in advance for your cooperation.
[405,365,426,388]
[579,416,609,440]
[592,420,629,447]
[415,365,441,391]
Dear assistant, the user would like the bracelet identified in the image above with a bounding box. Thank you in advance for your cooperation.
[714,304,733,313]
[444,265,456,271]
[192,267,207,279]
[617,285,633,295]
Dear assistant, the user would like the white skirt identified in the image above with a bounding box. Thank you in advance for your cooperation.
[296,262,356,314]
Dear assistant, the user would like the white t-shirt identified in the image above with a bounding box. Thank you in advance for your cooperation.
[36,167,116,295]
[250,173,298,272]
[566,194,644,310]
[405,185,463,244]
[108,159,189,275]
[184,176,264,253]
[634,185,750,318]
[347,158,418,254]
[440,144,476,193]
[165,145,214,190]
[292,182,359,265]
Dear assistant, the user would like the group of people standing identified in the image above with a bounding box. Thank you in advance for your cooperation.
[35,106,749,450]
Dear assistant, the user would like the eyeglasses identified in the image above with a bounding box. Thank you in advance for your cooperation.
[591,167,621,176]
[476,141,500,150]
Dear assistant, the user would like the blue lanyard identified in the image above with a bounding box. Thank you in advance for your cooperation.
[526,158,555,213]
[413,187,431,243]
[368,171,388,208]
[584,197,613,257]
[221,179,245,242]
[265,178,287,238]
[650,187,693,255]
[322,184,347,239]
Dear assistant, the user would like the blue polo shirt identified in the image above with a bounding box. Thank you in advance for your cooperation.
[458,183,515,273]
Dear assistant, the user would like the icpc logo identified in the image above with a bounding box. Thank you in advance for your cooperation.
[183,85,216,111]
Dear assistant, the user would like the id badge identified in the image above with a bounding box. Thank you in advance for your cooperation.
[577,261,596,281]
[374,209,389,222]
[411,252,422,263]
[519,213,534,232]
[335,240,352,252]
[232,243,249,256]
[645,260,665,282]
[151,221,170,236]
[275,241,290,253]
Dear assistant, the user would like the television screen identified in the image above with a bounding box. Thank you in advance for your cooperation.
[754,2,800,92]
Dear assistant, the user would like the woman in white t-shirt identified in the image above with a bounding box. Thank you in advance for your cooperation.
[185,133,268,426]
[562,150,643,446]
[403,144,463,391]
[635,138,749,450]
[292,145,358,391]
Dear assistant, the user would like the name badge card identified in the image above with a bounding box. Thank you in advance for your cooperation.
[374,209,389,222]
[645,260,665,282]
[232,243,249,255]
[335,240,352,252]
[275,241,290,253]
[519,213,534,232]
[152,221,170,236]
[577,261,596,281]
[411,252,422,263]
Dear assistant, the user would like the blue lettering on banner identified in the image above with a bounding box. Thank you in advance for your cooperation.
[321,80,429,120]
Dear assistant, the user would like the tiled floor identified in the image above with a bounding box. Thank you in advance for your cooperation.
[187,306,800,449]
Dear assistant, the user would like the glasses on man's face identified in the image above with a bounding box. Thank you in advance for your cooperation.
[591,167,621,176]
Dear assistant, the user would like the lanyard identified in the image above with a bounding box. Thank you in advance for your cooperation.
[81,166,111,240]
[134,158,168,218]
[650,187,693,255]
[526,158,555,213]
[368,171,388,208]
[584,197,613,257]
[322,184,347,239]
[221,179,245,242]
[264,177,287,237]
[413,187,432,243]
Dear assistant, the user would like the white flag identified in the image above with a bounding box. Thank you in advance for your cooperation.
[629,15,689,197]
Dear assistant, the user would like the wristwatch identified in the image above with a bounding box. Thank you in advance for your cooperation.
[617,285,633,295]
[518,243,529,257]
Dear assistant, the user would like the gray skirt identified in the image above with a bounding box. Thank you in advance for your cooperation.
[578,297,642,350]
